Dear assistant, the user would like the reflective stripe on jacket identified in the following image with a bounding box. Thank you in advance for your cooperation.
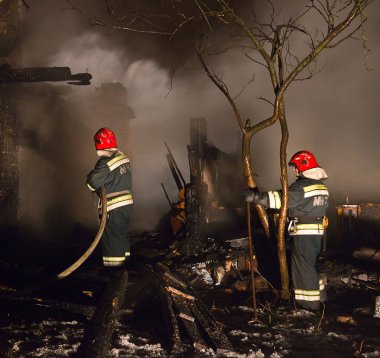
[107,154,130,171]
[288,223,325,236]
[106,192,133,212]
[294,288,320,302]
[103,256,126,267]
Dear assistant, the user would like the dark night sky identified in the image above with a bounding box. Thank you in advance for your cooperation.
[16,0,380,238]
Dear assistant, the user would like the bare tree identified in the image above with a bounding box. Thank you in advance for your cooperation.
[67,0,376,298]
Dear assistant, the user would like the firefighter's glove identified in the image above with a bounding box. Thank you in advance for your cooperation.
[242,188,257,203]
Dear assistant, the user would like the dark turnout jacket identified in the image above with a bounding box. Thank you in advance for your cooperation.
[253,177,329,236]
[86,151,133,211]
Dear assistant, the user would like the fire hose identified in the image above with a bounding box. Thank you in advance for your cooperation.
[56,186,107,279]
[0,186,107,298]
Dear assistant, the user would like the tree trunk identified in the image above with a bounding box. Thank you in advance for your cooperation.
[278,103,290,299]
[242,130,270,238]
[241,102,290,299]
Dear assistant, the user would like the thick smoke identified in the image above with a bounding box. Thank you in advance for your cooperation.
[17,0,380,244]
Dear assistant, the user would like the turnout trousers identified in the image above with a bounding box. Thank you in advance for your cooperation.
[101,205,132,267]
[291,235,325,311]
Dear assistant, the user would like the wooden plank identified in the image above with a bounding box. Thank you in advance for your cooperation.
[189,300,232,352]
[171,296,207,350]
[166,286,195,301]
[165,266,233,352]
[163,271,188,289]
[136,263,183,354]
[162,266,232,353]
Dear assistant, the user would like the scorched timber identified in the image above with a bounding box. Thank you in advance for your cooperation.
[76,269,129,358]
[136,263,183,355]
[147,263,233,354]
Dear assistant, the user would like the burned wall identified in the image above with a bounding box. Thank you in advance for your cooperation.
[0,0,20,236]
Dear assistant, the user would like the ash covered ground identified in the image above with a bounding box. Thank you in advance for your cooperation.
[0,250,379,358]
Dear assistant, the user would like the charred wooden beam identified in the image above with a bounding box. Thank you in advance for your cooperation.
[166,285,195,301]
[163,271,188,289]
[185,118,209,257]
[0,64,92,85]
[351,277,380,292]
[171,296,208,350]
[76,269,129,358]
[156,263,233,353]
[188,300,232,353]
[136,263,183,355]
[3,294,95,319]
[165,142,186,190]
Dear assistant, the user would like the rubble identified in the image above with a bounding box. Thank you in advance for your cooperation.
[374,297,380,319]
[336,316,357,325]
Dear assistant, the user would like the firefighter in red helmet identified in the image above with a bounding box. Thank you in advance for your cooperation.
[86,128,133,268]
[244,150,328,311]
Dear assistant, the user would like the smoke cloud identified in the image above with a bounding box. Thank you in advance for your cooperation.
[17,0,380,244]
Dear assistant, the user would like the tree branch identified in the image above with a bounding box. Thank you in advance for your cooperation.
[196,46,245,132]
[233,74,255,100]
[280,0,374,98]
[217,0,279,91]
[194,0,213,32]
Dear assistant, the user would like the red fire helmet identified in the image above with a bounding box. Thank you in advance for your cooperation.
[288,150,319,172]
[94,127,117,150]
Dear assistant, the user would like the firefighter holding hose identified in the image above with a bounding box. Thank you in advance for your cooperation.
[86,128,133,268]
[243,150,329,311]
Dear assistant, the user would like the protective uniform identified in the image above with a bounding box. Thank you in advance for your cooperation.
[244,150,328,311]
[87,128,133,267]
